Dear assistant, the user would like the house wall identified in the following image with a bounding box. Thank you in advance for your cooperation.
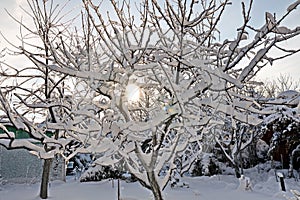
[0,146,43,183]
[0,146,66,183]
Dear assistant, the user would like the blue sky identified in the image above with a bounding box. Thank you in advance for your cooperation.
[218,0,300,81]
[219,0,298,38]
[0,0,299,81]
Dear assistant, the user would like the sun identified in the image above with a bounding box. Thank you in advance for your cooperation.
[125,84,140,102]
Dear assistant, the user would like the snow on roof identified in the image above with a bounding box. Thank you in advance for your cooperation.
[275,90,300,106]
[276,90,299,100]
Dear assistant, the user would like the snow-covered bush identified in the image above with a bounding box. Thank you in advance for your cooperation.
[265,115,300,169]
[191,154,221,177]
[80,165,136,183]
[170,172,189,188]
[191,159,204,177]
[80,165,120,182]
[256,139,270,161]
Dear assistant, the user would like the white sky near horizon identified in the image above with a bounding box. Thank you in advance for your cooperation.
[0,0,299,82]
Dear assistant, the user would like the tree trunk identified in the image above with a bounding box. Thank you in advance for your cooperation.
[239,152,244,175]
[40,158,52,199]
[62,157,66,182]
[147,171,163,200]
[233,154,241,178]
[234,165,241,178]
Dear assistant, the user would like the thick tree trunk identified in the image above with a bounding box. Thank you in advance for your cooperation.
[147,171,163,200]
[40,158,52,199]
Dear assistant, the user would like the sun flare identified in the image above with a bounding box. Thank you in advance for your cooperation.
[126,84,140,102]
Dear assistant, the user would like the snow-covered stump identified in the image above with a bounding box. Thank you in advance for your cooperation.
[238,175,252,191]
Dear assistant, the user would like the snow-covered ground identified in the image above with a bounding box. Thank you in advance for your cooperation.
[1,170,299,200]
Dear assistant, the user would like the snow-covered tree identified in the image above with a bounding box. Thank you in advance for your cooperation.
[0,1,87,198]
[1,0,300,199]
[258,75,300,98]
[214,121,262,177]
[214,86,299,177]
[261,90,300,170]
[53,1,300,199]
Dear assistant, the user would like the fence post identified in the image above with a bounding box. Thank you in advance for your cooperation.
[117,178,120,200]
[277,172,286,192]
